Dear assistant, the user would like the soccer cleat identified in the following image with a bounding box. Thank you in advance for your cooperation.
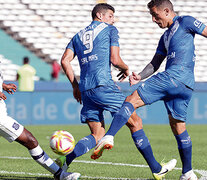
[153,159,177,180]
[55,156,68,171]
[180,170,198,180]
[91,135,114,160]
[55,170,81,180]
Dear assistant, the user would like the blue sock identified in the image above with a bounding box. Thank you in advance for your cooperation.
[106,102,134,136]
[132,129,162,173]
[175,130,192,174]
[66,134,96,166]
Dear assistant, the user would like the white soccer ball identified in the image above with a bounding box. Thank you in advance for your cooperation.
[50,130,75,155]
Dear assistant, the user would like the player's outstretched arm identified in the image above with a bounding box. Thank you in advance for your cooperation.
[110,46,129,82]
[61,49,82,104]
[2,83,17,94]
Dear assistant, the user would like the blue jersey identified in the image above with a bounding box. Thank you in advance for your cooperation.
[156,16,206,89]
[66,21,119,92]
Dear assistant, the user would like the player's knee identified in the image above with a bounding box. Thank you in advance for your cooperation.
[125,91,144,109]
[169,115,186,135]
[25,131,38,149]
[127,114,143,132]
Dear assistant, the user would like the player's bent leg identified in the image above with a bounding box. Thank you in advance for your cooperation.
[153,159,177,180]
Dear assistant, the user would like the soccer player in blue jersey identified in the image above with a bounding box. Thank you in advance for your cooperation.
[55,3,177,180]
[95,0,207,179]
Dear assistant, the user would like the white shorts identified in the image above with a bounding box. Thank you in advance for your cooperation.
[0,100,24,142]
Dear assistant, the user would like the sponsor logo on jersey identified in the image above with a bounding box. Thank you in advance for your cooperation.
[81,54,98,65]
[194,20,202,28]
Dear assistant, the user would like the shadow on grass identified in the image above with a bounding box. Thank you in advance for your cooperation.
[0,175,53,180]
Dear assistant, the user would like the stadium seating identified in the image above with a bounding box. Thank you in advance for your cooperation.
[0,0,207,81]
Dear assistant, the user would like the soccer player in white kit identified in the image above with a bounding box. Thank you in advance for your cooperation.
[0,65,80,180]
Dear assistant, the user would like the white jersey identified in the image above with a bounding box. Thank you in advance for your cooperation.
[0,60,24,142]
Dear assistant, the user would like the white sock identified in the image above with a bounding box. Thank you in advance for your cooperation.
[29,145,60,174]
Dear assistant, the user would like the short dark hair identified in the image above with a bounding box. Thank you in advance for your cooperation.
[23,56,29,64]
[92,3,115,20]
[147,0,174,11]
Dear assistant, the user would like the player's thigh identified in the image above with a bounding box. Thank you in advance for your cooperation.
[0,116,24,143]
[87,120,105,142]
[164,83,193,122]
[93,85,126,111]
[81,90,104,123]
[81,104,104,124]
[136,73,170,105]
[85,85,126,113]
[0,100,24,143]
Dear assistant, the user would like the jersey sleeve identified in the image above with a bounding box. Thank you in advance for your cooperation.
[66,36,76,56]
[182,16,206,35]
[66,38,74,51]
[156,35,167,56]
[110,26,119,47]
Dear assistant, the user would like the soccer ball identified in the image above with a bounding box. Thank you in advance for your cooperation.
[50,130,75,155]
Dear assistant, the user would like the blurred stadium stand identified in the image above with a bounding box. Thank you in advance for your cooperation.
[0,0,207,81]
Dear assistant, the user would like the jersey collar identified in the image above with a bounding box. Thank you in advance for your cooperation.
[169,15,179,29]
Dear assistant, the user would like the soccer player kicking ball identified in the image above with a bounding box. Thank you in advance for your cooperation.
[55,3,176,180]
[94,0,207,179]
[0,72,80,180]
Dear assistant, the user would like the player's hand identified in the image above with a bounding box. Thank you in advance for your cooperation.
[0,91,7,100]
[129,72,141,86]
[3,83,17,94]
[73,86,82,104]
[117,69,129,82]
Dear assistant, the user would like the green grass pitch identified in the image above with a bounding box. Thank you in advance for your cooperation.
[0,124,206,180]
